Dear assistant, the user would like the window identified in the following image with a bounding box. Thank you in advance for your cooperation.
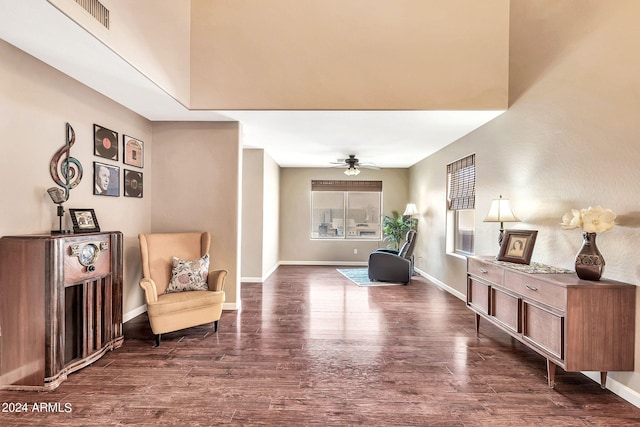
[311,180,382,240]
[454,209,475,254]
[447,154,476,255]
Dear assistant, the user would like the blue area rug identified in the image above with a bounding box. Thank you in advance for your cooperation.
[337,268,405,287]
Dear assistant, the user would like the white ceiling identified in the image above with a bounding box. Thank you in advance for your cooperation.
[0,1,503,168]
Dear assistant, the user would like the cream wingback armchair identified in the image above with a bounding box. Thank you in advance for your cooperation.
[139,232,227,346]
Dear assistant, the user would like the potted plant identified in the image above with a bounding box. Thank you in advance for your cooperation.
[382,210,412,250]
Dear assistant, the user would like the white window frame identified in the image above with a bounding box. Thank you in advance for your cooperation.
[446,154,476,256]
[310,180,382,241]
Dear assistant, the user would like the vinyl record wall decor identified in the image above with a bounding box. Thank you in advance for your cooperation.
[123,135,144,168]
[92,124,144,198]
[94,124,118,161]
[124,169,143,198]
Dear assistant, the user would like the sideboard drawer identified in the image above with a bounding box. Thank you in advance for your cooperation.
[504,271,566,311]
[467,277,490,315]
[523,301,564,360]
[468,257,504,285]
[491,286,521,333]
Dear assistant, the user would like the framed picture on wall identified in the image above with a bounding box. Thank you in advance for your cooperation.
[497,230,538,264]
[94,124,118,161]
[123,135,144,168]
[93,161,120,196]
[124,169,143,198]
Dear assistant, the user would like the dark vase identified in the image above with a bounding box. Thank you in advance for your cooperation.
[575,232,604,281]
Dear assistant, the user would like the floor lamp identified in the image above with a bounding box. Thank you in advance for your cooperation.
[403,203,419,230]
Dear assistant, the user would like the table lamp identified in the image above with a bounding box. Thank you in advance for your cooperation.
[483,195,519,247]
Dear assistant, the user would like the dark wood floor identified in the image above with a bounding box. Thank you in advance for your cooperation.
[2,265,640,426]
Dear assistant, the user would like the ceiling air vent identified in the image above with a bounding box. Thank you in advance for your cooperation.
[74,0,110,29]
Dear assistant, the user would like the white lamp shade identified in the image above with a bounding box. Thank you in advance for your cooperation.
[344,167,360,176]
[403,203,419,216]
[483,196,520,223]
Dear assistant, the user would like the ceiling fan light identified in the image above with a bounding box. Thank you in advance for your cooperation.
[344,166,360,176]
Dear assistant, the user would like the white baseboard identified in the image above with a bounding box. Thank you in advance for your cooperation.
[263,263,279,280]
[279,260,368,266]
[123,305,147,323]
[582,372,640,409]
[223,302,241,310]
[241,263,281,283]
[414,267,466,301]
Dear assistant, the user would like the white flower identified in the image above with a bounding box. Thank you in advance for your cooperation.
[580,206,616,233]
[561,209,582,229]
[561,206,616,233]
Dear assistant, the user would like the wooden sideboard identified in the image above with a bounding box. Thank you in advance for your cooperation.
[0,231,123,391]
[467,256,635,388]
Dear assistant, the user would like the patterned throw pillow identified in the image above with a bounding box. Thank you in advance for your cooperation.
[165,254,210,293]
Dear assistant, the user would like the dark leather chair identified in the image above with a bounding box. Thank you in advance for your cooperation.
[368,230,417,284]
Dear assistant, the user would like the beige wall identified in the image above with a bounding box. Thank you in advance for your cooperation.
[241,148,281,281]
[49,0,192,106]
[190,0,509,110]
[151,122,242,308]
[410,0,640,393]
[0,39,152,317]
[280,168,409,263]
[262,152,280,276]
[241,149,265,280]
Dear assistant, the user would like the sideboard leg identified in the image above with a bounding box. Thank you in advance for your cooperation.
[474,313,480,334]
[600,372,607,389]
[546,359,556,389]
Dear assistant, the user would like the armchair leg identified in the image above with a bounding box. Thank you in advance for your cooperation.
[214,320,219,333]
[154,334,161,347]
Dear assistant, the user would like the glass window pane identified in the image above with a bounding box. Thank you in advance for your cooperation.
[455,209,475,254]
[346,192,381,239]
[311,186,382,241]
[311,192,345,238]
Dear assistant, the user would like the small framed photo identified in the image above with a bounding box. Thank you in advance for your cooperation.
[69,209,101,233]
[94,124,118,160]
[93,161,120,196]
[123,135,144,168]
[124,169,143,198]
[497,230,538,264]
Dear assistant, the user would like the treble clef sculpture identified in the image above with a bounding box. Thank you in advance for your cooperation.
[50,122,83,200]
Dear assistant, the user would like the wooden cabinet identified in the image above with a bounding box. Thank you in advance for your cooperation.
[0,232,123,391]
[467,256,635,388]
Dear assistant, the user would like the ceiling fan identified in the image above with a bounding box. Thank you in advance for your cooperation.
[330,155,381,176]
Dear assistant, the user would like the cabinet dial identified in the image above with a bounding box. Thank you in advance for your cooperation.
[78,243,98,266]
[69,241,108,268]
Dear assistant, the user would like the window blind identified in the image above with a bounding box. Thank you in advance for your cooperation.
[447,154,475,210]
[311,180,382,192]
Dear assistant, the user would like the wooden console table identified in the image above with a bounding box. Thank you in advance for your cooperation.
[0,231,123,391]
[467,256,635,388]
